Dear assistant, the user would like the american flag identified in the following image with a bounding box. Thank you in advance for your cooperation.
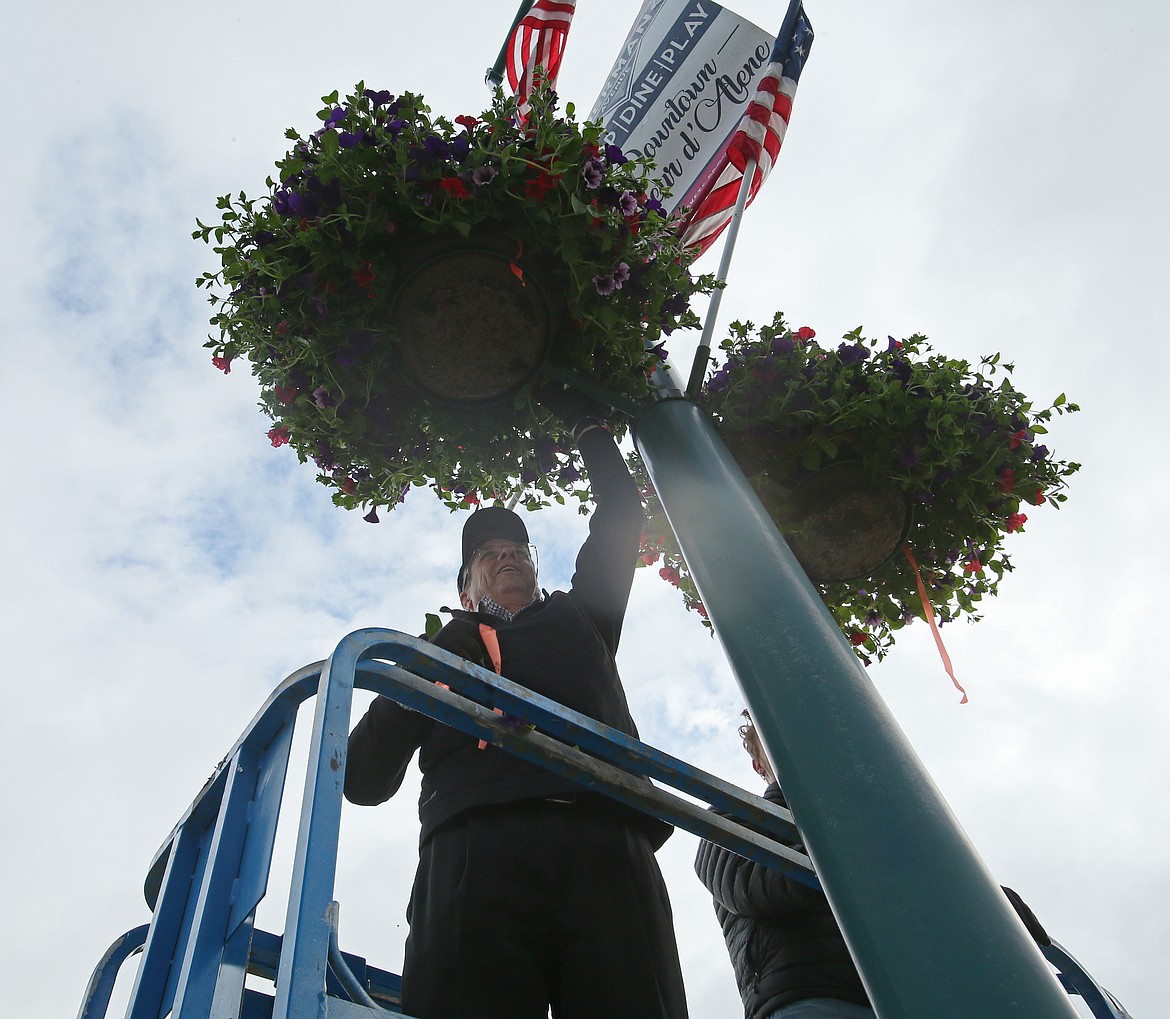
[681,3,814,255]
[504,0,577,115]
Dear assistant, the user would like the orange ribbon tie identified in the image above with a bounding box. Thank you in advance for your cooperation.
[902,544,968,704]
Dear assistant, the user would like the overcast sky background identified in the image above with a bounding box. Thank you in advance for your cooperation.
[2,1,1166,1016]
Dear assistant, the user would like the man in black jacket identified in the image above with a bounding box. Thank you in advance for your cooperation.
[694,715,874,1019]
[345,416,688,1019]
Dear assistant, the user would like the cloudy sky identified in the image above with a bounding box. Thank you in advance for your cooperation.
[3,1,1166,1016]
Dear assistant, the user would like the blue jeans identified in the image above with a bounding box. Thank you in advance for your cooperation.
[766,1000,876,1019]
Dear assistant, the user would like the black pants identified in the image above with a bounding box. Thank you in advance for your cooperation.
[401,798,689,1019]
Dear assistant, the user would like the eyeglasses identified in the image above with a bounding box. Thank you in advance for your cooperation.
[472,541,538,570]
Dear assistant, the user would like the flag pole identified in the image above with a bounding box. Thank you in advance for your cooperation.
[684,157,758,398]
[486,0,537,87]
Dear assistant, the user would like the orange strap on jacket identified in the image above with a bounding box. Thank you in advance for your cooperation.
[478,624,505,748]
[902,544,968,704]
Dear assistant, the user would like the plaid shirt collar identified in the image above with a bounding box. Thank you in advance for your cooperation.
[476,594,539,622]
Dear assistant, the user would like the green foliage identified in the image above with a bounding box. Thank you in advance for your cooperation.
[195,83,713,515]
[635,312,1081,661]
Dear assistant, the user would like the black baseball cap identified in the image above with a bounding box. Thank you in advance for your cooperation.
[457,506,531,592]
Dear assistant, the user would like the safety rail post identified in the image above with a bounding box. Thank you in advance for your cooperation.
[634,395,1080,1019]
[271,648,362,1018]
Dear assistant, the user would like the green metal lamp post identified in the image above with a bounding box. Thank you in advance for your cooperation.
[634,393,1079,1019]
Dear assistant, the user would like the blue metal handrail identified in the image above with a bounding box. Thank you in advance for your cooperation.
[79,628,1133,1019]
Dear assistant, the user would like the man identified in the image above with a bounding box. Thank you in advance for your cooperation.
[694,713,874,1019]
[344,413,688,1019]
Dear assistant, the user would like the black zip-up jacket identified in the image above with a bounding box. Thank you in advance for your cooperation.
[344,427,671,849]
[694,784,871,1018]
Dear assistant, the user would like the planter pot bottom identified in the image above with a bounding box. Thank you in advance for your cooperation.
[759,462,911,584]
[390,248,552,405]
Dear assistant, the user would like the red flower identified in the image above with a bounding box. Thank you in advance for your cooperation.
[850,631,868,647]
[211,355,232,374]
[1033,488,1047,504]
[796,326,816,341]
[267,425,291,448]
[462,490,480,506]
[454,115,479,131]
[352,260,376,287]
[997,467,1016,493]
[659,565,681,586]
[439,177,469,200]
[695,602,708,619]
[1008,428,1028,450]
[525,172,558,201]
[342,477,357,495]
[275,383,297,405]
[964,558,983,574]
[1005,512,1028,532]
[275,320,290,336]
[640,551,661,566]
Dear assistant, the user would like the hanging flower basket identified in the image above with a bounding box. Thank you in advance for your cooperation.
[636,312,1081,661]
[195,83,714,515]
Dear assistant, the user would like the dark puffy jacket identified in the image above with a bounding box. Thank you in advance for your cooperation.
[344,427,671,849]
[694,784,870,1019]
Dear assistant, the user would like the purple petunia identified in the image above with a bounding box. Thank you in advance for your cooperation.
[581,157,604,189]
[422,135,450,161]
[450,135,471,161]
[324,106,347,128]
[593,272,619,296]
[605,144,628,165]
[593,261,631,295]
[472,164,498,187]
[618,191,639,217]
[837,341,869,365]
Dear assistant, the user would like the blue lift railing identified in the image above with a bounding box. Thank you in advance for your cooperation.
[78,628,1132,1019]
